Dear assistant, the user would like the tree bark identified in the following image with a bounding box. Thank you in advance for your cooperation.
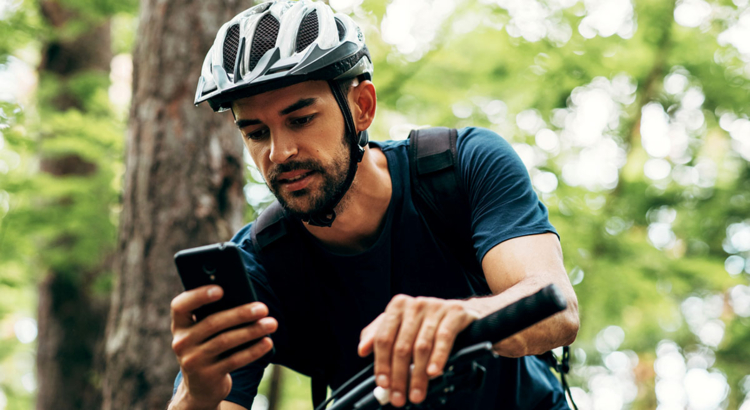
[36,271,110,410]
[101,1,247,409]
[35,2,113,409]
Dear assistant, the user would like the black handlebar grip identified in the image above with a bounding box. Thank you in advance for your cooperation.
[453,284,567,350]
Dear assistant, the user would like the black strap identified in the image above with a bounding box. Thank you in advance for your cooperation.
[408,127,464,224]
[408,128,486,291]
[538,346,576,410]
[251,202,288,252]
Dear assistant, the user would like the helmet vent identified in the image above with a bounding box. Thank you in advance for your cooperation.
[223,24,240,74]
[249,14,280,72]
[295,10,319,53]
[335,18,345,41]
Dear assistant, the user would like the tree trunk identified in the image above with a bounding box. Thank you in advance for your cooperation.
[36,272,110,410]
[101,1,247,409]
[35,2,113,409]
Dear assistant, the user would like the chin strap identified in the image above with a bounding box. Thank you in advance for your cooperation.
[301,79,368,228]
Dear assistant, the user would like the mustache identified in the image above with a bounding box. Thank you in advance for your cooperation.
[267,160,326,185]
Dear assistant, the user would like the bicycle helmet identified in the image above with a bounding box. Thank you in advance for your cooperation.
[195,0,374,227]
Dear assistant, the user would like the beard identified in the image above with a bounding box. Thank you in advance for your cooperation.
[266,133,351,220]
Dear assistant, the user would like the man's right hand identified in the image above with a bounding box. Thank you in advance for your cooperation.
[169,285,277,410]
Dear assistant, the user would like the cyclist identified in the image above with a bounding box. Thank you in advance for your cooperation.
[169,1,579,409]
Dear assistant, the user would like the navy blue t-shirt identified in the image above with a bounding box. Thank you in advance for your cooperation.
[174,127,567,409]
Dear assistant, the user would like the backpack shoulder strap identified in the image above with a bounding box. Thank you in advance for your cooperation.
[251,201,289,253]
[408,127,484,283]
[408,127,466,227]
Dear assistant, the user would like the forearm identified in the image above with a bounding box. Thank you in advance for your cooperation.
[463,276,579,357]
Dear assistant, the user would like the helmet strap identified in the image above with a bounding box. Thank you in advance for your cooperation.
[300,80,368,228]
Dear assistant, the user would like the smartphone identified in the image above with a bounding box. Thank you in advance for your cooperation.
[174,242,259,321]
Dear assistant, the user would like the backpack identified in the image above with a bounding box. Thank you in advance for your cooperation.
[250,127,573,408]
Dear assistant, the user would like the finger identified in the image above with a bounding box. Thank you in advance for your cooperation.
[201,317,278,359]
[190,302,269,344]
[390,303,426,407]
[213,337,274,374]
[409,314,440,404]
[427,306,477,377]
[358,314,384,357]
[171,286,223,330]
[374,296,408,389]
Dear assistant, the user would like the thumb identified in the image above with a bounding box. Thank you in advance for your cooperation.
[358,315,383,357]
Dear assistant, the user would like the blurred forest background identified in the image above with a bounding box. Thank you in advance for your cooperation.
[1,0,749,409]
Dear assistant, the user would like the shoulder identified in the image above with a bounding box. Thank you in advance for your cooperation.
[369,139,408,153]
[456,127,515,159]
[229,221,271,283]
[230,221,255,251]
[455,126,527,177]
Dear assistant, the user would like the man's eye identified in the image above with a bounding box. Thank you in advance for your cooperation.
[291,115,315,126]
[246,128,268,141]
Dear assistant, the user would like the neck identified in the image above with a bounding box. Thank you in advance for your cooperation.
[304,145,391,254]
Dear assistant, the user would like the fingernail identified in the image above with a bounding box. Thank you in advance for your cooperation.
[207,287,221,298]
[377,374,389,388]
[391,391,403,405]
[427,364,439,375]
[410,389,422,403]
[261,319,274,331]
[251,305,264,316]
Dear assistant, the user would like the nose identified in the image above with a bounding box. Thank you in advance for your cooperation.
[268,130,298,164]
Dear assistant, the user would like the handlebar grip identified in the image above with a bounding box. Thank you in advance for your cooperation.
[453,284,567,350]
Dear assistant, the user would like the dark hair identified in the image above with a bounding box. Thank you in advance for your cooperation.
[337,74,366,96]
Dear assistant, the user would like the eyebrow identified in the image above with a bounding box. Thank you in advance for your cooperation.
[235,98,317,129]
[280,98,316,115]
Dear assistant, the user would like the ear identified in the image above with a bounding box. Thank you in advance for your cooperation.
[350,80,376,133]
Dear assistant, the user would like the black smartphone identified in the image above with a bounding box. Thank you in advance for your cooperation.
[174,242,259,321]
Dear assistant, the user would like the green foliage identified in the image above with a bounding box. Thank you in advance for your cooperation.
[58,0,138,21]
[0,0,132,406]
[359,0,750,407]
[0,1,41,64]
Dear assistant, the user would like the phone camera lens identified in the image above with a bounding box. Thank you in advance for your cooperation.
[202,264,217,275]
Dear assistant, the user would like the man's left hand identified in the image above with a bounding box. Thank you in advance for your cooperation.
[358,295,480,407]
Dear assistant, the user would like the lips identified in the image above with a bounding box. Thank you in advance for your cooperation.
[276,170,316,192]
[279,170,313,183]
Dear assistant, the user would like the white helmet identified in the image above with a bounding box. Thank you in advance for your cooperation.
[195,0,373,112]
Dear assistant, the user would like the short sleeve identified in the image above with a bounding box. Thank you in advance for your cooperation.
[457,127,559,263]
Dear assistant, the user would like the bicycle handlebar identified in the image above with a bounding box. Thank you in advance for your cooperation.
[324,284,568,410]
[453,283,567,351]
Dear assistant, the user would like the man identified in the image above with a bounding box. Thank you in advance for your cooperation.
[169,1,579,409]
